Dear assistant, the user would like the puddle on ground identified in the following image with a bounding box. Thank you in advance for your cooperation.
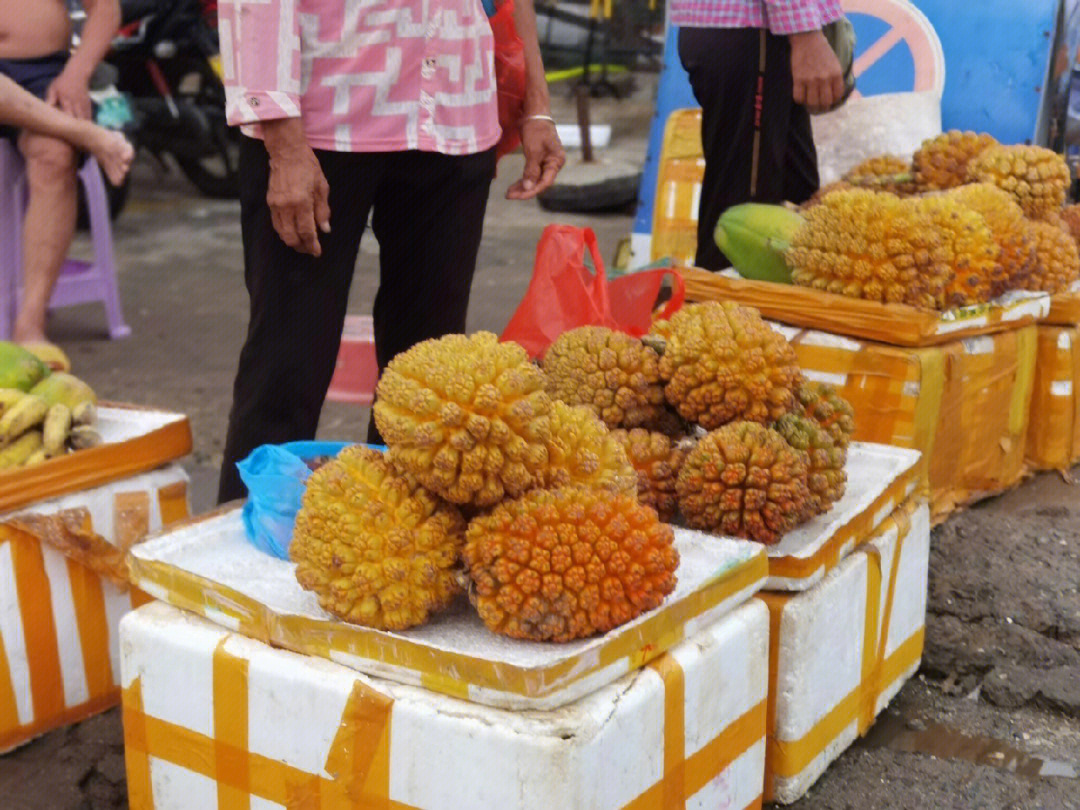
[862,713,1078,780]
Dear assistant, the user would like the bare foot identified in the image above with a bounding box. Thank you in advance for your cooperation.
[87,128,134,186]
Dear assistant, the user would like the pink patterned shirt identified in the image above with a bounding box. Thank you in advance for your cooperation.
[669,0,843,34]
[217,0,500,155]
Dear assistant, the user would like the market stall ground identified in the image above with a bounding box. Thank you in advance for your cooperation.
[2,86,1080,808]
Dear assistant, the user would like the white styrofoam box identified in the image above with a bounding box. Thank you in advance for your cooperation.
[764,443,922,591]
[121,600,769,810]
[762,500,930,805]
[94,406,188,446]
[129,508,767,711]
[0,464,189,753]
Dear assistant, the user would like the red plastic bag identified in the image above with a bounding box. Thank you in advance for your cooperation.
[490,0,527,163]
[501,225,686,359]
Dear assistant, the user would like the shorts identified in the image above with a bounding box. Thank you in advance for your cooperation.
[0,51,70,142]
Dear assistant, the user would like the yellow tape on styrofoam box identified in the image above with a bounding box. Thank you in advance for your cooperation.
[0,465,189,753]
[121,599,769,810]
[1027,325,1080,471]
[758,497,930,805]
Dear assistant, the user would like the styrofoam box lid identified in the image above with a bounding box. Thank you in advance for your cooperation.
[129,509,768,710]
[762,442,923,591]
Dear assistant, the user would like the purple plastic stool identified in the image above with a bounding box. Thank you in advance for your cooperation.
[0,140,130,339]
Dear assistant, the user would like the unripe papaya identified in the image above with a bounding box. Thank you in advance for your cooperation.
[714,203,805,284]
[0,342,50,392]
[30,372,97,411]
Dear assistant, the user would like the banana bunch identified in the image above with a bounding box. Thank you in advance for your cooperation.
[0,372,101,470]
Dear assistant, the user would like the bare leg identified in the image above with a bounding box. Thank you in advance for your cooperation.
[14,131,77,343]
[0,74,132,184]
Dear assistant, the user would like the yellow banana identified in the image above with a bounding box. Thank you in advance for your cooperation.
[0,388,26,412]
[29,372,97,410]
[22,448,47,467]
[43,404,72,457]
[71,400,97,426]
[0,431,43,469]
[0,394,49,442]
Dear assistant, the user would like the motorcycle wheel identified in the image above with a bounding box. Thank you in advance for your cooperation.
[174,114,239,199]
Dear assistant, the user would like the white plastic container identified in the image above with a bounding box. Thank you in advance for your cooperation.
[760,499,930,804]
[121,599,769,810]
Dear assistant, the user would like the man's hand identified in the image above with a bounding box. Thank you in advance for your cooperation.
[262,119,331,257]
[789,30,844,114]
[506,118,565,200]
[46,69,93,120]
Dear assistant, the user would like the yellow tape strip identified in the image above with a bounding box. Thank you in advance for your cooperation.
[1009,326,1037,437]
[67,556,114,701]
[9,528,64,723]
[763,500,923,786]
[123,678,153,810]
[213,639,251,810]
[0,615,18,736]
[323,680,394,809]
[157,481,190,528]
[911,347,946,466]
[127,548,769,702]
[768,468,917,581]
[655,655,686,808]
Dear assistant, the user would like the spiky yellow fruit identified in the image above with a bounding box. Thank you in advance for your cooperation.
[611,428,693,522]
[290,446,465,630]
[966,144,1070,220]
[842,155,918,195]
[542,401,637,494]
[915,195,1002,307]
[542,326,665,429]
[463,487,679,642]
[912,130,997,190]
[943,183,1036,295]
[374,332,552,507]
[677,422,810,544]
[1025,219,1080,294]
[793,380,856,448]
[1059,204,1080,244]
[787,189,953,309]
[648,301,799,429]
[774,413,847,519]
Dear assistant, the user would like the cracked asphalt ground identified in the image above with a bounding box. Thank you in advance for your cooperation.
[2,83,1079,809]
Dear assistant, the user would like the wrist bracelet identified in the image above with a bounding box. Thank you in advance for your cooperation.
[521,113,556,125]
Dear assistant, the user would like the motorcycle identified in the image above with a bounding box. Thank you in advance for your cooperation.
[106,0,238,199]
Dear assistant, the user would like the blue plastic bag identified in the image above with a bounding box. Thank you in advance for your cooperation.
[237,441,357,558]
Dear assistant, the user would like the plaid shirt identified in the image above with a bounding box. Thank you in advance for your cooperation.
[669,0,843,34]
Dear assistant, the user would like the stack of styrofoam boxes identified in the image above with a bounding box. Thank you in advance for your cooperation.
[121,507,772,810]
[0,465,189,753]
[755,446,930,804]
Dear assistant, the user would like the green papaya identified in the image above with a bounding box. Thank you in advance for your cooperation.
[714,203,805,284]
[0,342,50,392]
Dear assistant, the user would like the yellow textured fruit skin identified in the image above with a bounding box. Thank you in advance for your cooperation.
[787,189,953,309]
[944,184,1036,295]
[610,428,691,523]
[290,446,465,630]
[374,332,552,507]
[912,130,997,190]
[542,326,665,429]
[649,301,799,429]
[916,195,1002,307]
[1060,204,1080,244]
[463,487,679,642]
[793,381,855,448]
[966,144,1070,220]
[842,155,918,195]
[774,413,847,519]
[676,422,811,545]
[542,401,637,495]
[1025,219,1080,294]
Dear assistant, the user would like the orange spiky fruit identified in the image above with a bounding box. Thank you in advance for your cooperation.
[1025,218,1080,294]
[774,413,847,519]
[542,326,666,429]
[792,380,856,448]
[542,400,637,495]
[912,130,997,190]
[915,194,1002,307]
[676,422,811,545]
[610,428,693,522]
[966,144,1070,220]
[648,301,799,429]
[944,183,1036,295]
[463,487,679,642]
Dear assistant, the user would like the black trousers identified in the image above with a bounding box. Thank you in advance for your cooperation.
[217,136,496,503]
[678,27,820,270]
